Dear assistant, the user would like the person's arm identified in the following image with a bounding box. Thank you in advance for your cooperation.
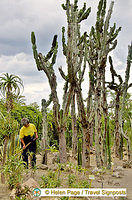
[20,138,26,149]
[32,124,38,139]
[34,132,38,139]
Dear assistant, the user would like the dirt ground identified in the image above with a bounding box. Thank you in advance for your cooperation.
[0,151,132,200]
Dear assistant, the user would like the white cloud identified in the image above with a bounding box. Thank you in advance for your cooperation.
[0,0,131,107]
[0,52,66,107]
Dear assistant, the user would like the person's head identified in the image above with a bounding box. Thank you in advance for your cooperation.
[21,118,29,127]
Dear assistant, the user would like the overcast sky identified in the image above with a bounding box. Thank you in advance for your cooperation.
[0,0,131,108]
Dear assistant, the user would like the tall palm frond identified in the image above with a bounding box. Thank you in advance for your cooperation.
[0,73,24,97]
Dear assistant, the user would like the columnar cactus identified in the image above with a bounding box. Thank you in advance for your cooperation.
[31,33,69,163]
[41,97,52,165]
[107,43,132,160]
[61,0,91,168]
[86,0,121,168]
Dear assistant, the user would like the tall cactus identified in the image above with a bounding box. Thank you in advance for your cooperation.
[31,33,69,163]
[86,0,121,168]
[41,97,52,165]
[71,89,77,157]
[108,56,123,158]
[61,0,91,168]
[107,43,132,160]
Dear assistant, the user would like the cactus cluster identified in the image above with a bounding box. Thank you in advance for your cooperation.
[31,0,131,168]
[107,44,132,160]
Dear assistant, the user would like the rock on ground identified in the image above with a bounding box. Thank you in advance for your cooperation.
[10,178,39,200]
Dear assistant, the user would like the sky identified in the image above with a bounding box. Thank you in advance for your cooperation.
[0,0,131,108]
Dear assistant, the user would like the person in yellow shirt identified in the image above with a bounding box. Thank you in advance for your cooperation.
[20,118,38,168]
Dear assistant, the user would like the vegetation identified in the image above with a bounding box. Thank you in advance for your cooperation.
[31,0,131,169]
[0,0,131,199]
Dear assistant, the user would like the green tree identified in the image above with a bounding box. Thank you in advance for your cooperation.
[0,73,23,112]
[0,73,23,183]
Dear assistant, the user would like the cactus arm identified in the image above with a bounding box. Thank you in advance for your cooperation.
[50,40,58,67]
[31,32,42,71]
[78,7,91,23]
[62,27,67,56]
[66,0,71,22]
[74,0,78,11]
[58,66,68,81]
[45,35,58,62]
[79,33,87,84]
[104,1,114,34]
[107,27,121,44]
[109,56,123,85]
[62,81,69,110]
[63,85,73,117]
[46,93,53,107]
[108,40,117,52]
[38,53,52,82]
[128,83,132,89]
[61,4,66,10]
[78,3,86,19]
[123,43,132,92]
[75,47,84,75]
[101,1,114,55]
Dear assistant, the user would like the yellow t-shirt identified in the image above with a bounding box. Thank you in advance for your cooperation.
[19,123,37,139]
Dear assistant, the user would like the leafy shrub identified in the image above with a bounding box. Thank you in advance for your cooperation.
[68,174,76,187]
[40,170,61,188]
[2,151,25,189]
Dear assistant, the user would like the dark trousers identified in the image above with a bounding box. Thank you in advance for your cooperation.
[21,135,36,168]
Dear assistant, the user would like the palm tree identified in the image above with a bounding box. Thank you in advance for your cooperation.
[0,73,23,112]
[0,73,23,183]
[13,94,26,105]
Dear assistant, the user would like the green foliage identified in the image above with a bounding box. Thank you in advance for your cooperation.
[0,73,23,97]
[68,174,76,187]
[2,152,25,189]
[47,109,59,148]
[60,197,69,200]
[11,103,42,136]
[15,197,29,200]
[79,180,90,188]
[40,170,61,188]
[0,113,19,147]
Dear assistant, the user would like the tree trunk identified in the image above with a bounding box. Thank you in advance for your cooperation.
[59,127,67,163]
[95,67,103,168]
[41,99,48,165]
[82,125,90,168]
[71,91,77,157]
[107,116,111,169]
[1,136,9,184]
[77,122,82,166]
[119,44,132,160]
[115,92,120,158]
[77,137,82,166]
[76,84,90,168]
[102,70,110,166]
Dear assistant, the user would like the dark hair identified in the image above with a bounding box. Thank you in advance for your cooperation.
[21,118,29,126]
